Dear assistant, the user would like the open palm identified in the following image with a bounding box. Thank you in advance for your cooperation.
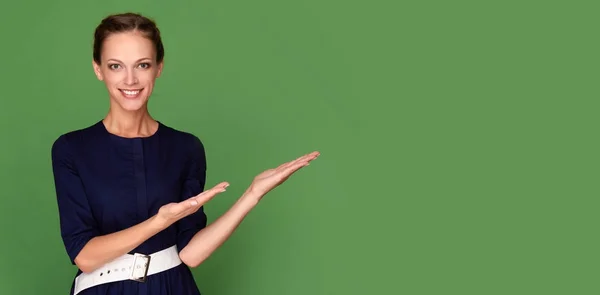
[157,182,229,227]
[248,151,320,197]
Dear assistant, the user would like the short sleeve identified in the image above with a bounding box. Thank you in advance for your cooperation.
[176,135,208,252]
[51,135,99,264]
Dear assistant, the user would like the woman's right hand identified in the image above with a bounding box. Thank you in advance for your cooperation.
[155,182,229,227]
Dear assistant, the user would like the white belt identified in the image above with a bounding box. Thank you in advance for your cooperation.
[73,245,182,295]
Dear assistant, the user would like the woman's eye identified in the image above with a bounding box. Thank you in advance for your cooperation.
[109,64,120,70]
[138,63,151,69]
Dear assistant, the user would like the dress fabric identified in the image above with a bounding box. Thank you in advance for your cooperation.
[51,120,208,295]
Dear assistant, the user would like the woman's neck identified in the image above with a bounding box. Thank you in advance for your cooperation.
[103,107,158,138]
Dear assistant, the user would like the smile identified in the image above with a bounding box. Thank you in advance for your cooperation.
[119,88,143,99]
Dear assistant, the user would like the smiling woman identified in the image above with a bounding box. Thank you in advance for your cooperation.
[91,13,165,134]
[50,12,319,295]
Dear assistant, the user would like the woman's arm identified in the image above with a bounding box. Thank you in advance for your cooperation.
[73,183,228,273]
[179,151,320,267]
[73,215,167,273]
[179,190,259,267]
[77,182,227,272]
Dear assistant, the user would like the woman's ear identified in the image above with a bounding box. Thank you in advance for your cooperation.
[156,61,164,78]
[92,60,104,81]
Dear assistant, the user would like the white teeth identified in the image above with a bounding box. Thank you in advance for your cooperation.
[122,90,140,96]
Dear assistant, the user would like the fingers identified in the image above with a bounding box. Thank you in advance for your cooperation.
[278,151,320,176]
[278,151,320,171]
[281,159,310,176]
[175,182,229,213]
[159,182,229,223]
[191,182,229,205]
[296,151,320,164]
[290,151,320,167]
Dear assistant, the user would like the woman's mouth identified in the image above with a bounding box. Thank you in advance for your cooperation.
[119,88,143,99]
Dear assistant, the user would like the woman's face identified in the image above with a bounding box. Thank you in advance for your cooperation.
[93,31,163,112]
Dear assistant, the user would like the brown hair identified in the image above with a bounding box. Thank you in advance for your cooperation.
[93,12,165,64]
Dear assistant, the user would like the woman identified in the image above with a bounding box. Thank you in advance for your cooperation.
[51,12,319,295]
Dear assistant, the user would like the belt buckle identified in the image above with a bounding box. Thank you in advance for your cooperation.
[130,253,151,282]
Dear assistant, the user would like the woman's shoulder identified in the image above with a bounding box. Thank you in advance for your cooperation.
[159,122,201,140]
[159,122,206,152]
[51,121,104,154]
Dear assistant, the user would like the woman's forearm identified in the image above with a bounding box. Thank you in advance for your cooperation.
[179,190,261,267]
[75,215,168,273]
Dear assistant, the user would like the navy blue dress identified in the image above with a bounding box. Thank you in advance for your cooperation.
[51,120,208,295]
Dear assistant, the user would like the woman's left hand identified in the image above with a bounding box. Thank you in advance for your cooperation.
[246,151,320,199]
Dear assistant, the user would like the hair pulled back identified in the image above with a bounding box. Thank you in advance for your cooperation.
[93,12,164,64]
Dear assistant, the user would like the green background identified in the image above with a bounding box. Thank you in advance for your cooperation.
[0,0,597,294]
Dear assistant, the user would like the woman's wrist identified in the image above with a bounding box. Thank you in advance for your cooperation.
[239,189,263,207]
[149,214,172,231]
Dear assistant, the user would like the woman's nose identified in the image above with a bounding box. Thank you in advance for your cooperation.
[124,71,139,85]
